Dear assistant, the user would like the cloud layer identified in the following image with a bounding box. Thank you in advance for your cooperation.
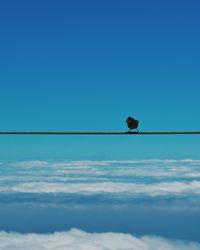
[1,161,200,248]
[0,228,200,250]
[1,159,200,204]
[1,180,200,197]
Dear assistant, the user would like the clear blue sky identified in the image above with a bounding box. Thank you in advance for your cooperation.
[0,0,200,160]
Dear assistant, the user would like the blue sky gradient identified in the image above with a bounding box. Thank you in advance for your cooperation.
[0,0,200,159]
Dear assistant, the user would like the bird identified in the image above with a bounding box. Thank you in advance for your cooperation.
[126,116,139,131]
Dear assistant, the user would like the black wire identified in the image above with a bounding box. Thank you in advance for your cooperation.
[0,131,200,135]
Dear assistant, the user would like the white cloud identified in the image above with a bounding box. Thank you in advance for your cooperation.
[0,180,199,197]
[1,159,200,199]
[16,161,49,168]
[0,229,199,250]
[13,159,200,169]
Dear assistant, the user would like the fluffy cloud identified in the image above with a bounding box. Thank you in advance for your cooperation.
[1,159,200,202]
[1,180,200,197]
[0,229,200,250]
[4,159,200,179]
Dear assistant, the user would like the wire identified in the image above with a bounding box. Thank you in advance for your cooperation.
[0,131,200,135]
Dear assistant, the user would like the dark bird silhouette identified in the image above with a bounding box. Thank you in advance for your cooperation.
[126,116,139,131]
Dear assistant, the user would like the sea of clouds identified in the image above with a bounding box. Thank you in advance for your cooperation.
[1,159,200,249]
[1,159,200,204]
[1,228,200,250]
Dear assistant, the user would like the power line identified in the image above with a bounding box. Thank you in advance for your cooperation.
[0,131,200,135]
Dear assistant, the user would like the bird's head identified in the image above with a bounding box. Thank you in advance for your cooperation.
[126,117,135,123]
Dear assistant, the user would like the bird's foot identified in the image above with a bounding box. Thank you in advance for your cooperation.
[126,131,132,134]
